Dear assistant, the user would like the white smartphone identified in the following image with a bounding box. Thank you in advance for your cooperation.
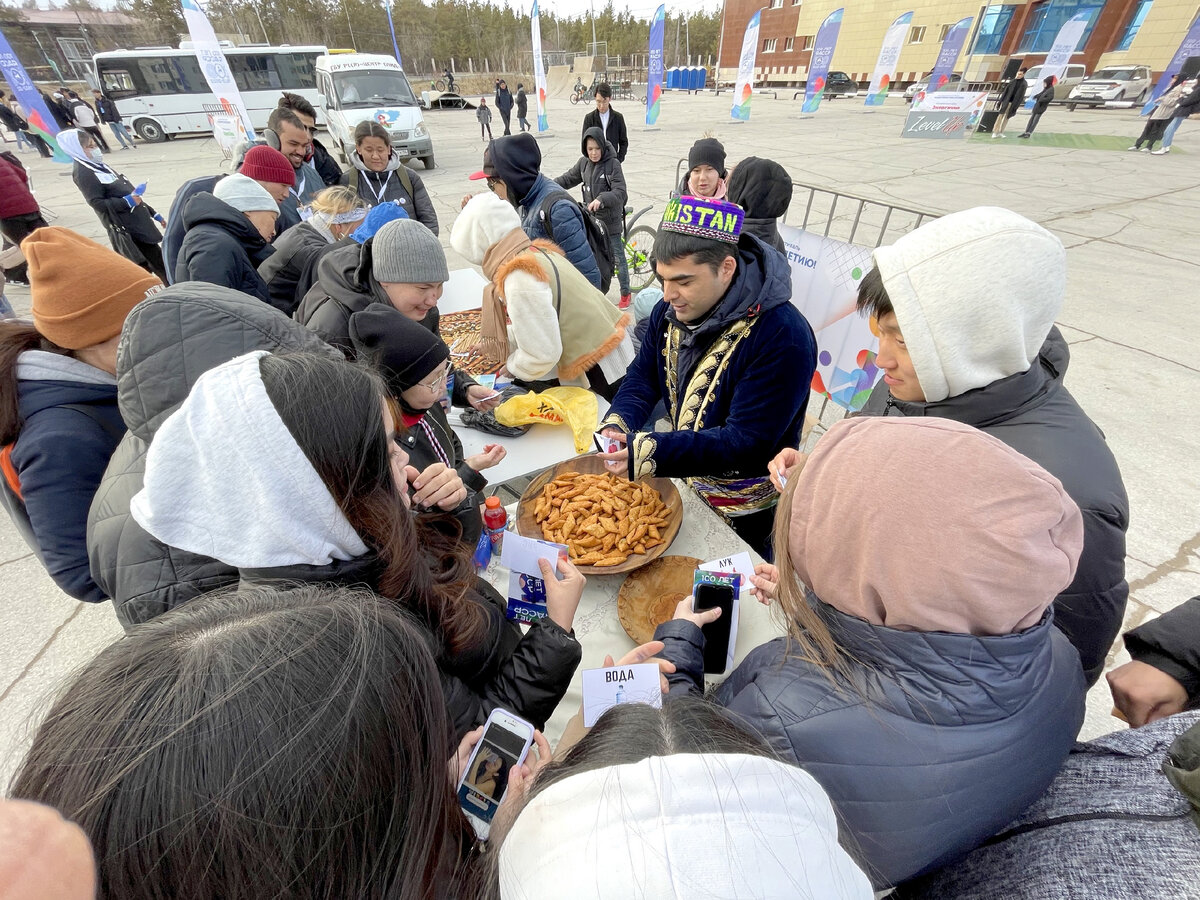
[456,708,535,840]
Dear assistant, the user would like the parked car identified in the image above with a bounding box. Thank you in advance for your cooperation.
[1024,63,1088,104]
[1067,65,1152,109]
[905,72,964,102]
[823,71,859,99]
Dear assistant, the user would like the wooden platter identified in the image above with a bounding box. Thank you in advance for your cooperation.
[515,455,683,576]
[617,555,702,644]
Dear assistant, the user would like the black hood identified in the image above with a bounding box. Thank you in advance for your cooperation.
[181,192,269,249]
[672,233,794,341]
[313,238,390,309]
[488,133,541,204]
[727,157,792,220]
[580,125,614,160]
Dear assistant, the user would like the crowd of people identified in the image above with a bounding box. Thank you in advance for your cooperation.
[1,83,1198,899]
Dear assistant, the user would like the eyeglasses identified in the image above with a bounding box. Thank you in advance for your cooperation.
[418,365,450,393]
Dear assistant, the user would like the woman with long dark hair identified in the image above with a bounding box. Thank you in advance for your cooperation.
[57,128,167,281]
[10,584,479,899]
[0,226,160,601]
[129,350,582,733]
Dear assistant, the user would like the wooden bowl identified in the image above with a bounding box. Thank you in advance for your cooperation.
[515,455,683,576]
[617,555,702,644]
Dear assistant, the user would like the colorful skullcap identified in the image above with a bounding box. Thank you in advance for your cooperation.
[660,195,745,244]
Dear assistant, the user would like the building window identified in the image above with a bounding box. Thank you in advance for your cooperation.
[1116,0,1153,51]
[938,24,951,41]
[799,35,814,51]
[970,4,1017,55]
[769,0,783,8]
[909,25,927,44]
[784,37,795,51]
[763,38,778,53]
[792,0,802,5]
[1018,0,1103,54]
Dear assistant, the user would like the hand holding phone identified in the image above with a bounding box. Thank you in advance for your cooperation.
[456,709,536,840]
[690,572,738,674]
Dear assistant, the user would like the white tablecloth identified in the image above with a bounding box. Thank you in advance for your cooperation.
[483,484,786,746]
[440,267,489,314]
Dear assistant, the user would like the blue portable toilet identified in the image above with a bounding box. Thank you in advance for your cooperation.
[696,67,707,90]
[666,67,679,90]
[686,66,699,90]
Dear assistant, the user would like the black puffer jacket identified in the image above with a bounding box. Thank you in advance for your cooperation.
[175,192,276,305]
[726,156,792,255]
[554,125,627,236]
[256,220,332,315]
[86,283,336,629]
[861,329,1129,686]
[239,555,580,736]
[294,239,479,402]
[1124,596,1200,702]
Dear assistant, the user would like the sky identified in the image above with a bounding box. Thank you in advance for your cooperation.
[29,0,723,19]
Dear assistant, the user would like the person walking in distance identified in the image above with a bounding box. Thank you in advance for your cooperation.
[516,84,530,132]
[992,66,1027,138]
[495,79,514,135]
[581,83,628,163]
[1152,76,1200,155]
[478,98,494,141]
[64,90,110,152]
[92,88,135,151]
[1020,76,1055,138]
[0,92,51,158]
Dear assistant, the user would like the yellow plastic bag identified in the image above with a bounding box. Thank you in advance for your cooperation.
[494,387,599,453]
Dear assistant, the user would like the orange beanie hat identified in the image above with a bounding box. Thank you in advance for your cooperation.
[23,227,164,350]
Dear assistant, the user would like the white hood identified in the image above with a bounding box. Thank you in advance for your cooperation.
[498,753,873,899]
[450,190,523,265]
[131,351,368,569]
[872,206,1066,402]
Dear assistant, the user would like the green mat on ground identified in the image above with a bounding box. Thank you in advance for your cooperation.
[970,130,1181,151]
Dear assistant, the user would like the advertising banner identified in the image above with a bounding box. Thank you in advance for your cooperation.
[531,0,549,131]
[181,0,255,141]
[1025,10,1092,108]
[646,4,665,125]
[901,90,988,138]
[801,8,845,114]
[730,10,761,121]
[0,28,68,161]
[927,16,973,92]
[865,12,913,107]
[779,223,881,412]
[207,113,242,159]
[1142,12,1200,114]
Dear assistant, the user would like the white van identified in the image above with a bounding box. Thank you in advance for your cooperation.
[314,54,435,169]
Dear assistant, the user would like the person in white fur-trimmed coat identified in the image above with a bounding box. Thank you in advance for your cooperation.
[450,191,633,400]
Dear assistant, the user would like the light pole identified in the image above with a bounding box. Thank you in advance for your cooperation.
[590,0,597,54]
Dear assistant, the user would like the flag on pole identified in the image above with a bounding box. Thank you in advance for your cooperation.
[532,0,549,131]
[1025,10,1092,108]
[384,0,404,69]
[865,12,913,106]
[0,28,68,162]
[801,8,845,114]
[730,10,761,121]
[1142,12,1200,114]
[646,4,665,125]
[927,16,972,92]
[180,0,256,141]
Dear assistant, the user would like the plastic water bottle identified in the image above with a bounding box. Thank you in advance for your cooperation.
[483,496,507,554]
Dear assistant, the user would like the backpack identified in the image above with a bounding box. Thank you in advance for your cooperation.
[536,191,614,294]
[0,403,125,564]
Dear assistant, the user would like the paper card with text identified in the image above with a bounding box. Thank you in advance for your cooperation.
[698,552,756,591]
[500,533,568,576]
[581,663,663,727]
[505,572,554,624]
[692,567,743,674]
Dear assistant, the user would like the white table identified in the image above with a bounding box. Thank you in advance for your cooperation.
[440,267,489,314]
[483,485,786,747]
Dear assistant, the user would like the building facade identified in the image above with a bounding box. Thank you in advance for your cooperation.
[717,0,1199,86]
[0,7,161,87]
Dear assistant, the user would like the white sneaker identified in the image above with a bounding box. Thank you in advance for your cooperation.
[1140,147,1150,152]
[1127,145,1139,151]
[1151,147,1170,155]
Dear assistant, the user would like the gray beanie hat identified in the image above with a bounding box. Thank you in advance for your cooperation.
[213,173,278,214]
[371,219,449,284]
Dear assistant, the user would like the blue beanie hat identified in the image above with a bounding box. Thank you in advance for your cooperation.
[352,201,410,244]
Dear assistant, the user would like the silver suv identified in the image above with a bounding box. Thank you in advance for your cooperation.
[1067,65,1153,109]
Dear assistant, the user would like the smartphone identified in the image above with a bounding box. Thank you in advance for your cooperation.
[593,431,627,454]
[693,581,736,674]
[456,708,535,840]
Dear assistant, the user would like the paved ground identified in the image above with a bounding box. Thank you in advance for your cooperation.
[2,90,1198,787]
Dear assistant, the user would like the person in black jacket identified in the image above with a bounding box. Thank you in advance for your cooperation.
[91,87,135,151]
[1020,76,1055,138]
[58,129,166,282]
[991,67,1026,138]
[64,90,109,152]
[1154,76,1200,154]
[128,349,583,734]
[277,92,343,187]
[725,156,792,255]
[42,90,74,132]
[0,91,51,158]
[515,83,530,131]
[349,305,507,546]
[174,174,277,304]
[494,79,514,135]
[555,125,630,305]
[1108,597,1200,727]
[1,227,162,602]
[581,83,628,163]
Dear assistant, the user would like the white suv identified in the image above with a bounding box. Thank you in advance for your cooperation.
[1067,65,1153,109]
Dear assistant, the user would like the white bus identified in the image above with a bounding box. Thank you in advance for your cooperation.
[93,44,327,142]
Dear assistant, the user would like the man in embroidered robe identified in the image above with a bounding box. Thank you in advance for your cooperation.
[596,196,817,557]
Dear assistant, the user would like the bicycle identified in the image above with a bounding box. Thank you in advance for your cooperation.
[569,79,592,105]
[620,204,657,292]
[433,76,458,93]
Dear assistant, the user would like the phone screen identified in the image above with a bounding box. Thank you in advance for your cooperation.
[693,582,735,674]
[457,718,531,826]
